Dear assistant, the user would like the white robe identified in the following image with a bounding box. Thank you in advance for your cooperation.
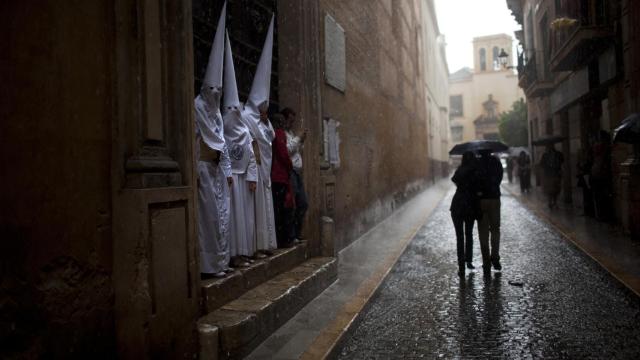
[195,91,231,273]
[224,108,258,257]
[242,108,277,251]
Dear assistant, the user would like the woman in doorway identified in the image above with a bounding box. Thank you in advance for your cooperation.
[450,151,482,277]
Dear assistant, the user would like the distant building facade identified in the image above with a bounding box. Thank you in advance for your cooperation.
[448,34,524,145]
[420,0,451,178]
[506,0,640,236]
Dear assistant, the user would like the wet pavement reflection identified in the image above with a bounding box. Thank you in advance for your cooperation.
[336,190,640,359]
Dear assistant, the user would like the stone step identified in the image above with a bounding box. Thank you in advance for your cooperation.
[201,241,308,314]
[198,257,338,360]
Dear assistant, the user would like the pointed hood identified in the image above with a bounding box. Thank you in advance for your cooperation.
[194,4,226,153]
[223,31,240,109]
[247,15,274,109]
[223,32,252,153]
[202,2,226,88]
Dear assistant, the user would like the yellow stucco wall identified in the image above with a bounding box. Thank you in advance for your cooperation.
[449,34,524,145]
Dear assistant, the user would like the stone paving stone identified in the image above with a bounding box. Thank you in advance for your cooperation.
[336,191,640,359]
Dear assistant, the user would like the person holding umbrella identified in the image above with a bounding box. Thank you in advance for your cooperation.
[477,149,504,276]
[449,140,507,276]
[450,151,482,277]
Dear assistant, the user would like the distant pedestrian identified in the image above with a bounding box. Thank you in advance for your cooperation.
[540,144,564,209]
[477,149,503,276]
[506,157,514,184]
[577,146,595,217]
[450,151,482,277]
[517,151,531,193]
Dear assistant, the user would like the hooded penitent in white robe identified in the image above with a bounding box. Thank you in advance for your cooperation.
[241,15,277,251]
[196,2,231,275]
[223,32,258,257]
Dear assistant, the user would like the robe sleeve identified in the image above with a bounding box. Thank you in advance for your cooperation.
[220,143,232,178]
[246,142,258,182]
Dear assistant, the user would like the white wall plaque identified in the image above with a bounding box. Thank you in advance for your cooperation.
[324,14,346,92]
[323,118,341,168]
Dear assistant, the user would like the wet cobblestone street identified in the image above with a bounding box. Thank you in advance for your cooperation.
[336,189,640,359]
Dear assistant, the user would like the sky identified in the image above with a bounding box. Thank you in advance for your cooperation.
[434,0,522,74]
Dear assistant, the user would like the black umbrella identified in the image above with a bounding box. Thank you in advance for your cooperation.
[531,135,566,146]
[613,113,640,144]
[449,140,508,155]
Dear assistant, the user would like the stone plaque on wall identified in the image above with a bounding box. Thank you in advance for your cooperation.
[324,14,346,92]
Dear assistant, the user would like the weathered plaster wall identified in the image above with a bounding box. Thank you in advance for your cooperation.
[0,1,115,358]
[421,0,451,173]
[318,0,430,251]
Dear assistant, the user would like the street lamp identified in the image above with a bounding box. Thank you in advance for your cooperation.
[498,48,510,69]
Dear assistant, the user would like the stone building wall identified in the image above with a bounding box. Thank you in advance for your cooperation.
[0,1,116,358]
[316,0,431,251]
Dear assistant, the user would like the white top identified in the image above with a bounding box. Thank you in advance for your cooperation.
[286,130,303,171]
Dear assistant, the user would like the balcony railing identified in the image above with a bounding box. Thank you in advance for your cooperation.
[550,0,613,71]
[518,49,554,98]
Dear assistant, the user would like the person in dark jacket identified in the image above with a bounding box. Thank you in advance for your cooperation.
[517,151,532,193]
[540,144,564,209]
[477,149,503,276]
[450,151,482,277]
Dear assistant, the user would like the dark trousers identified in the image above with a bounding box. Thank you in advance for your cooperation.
[478,198,500,268]
[272,182,294,247]
[451,214,474,269]
[519,170,531,192]
[290,169,308,239]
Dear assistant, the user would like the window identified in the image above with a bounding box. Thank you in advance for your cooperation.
[450,95,463,117]
[479,48,487,71]
[540,14,550,79]
[492,46,500,70]
[451,125,463,142]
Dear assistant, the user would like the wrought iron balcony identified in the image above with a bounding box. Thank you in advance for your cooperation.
[518,50,554,98]
[549,0,614,72]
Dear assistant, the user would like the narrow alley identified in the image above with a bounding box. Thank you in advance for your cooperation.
[336,188,640,359]
[4,0,640,358]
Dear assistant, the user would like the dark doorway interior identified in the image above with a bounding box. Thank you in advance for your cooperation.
[192,0,279,109]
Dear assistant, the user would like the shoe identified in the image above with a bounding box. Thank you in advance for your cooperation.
[466,262,475,269]
[254,252,268,259]
[224,267,235,273]
[242,256,255,264]
[492,260,502,271]
[231,257,250,268]
[261,249,274,256]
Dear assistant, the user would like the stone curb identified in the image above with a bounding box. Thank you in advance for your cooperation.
[299,197,448,359]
